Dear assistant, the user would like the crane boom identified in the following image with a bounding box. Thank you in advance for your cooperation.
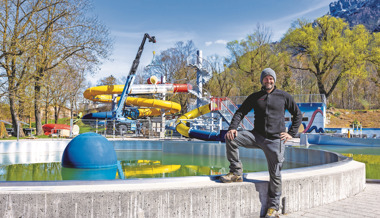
[113,33,156,120]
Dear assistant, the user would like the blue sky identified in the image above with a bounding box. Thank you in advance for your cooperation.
[89,0,333,85]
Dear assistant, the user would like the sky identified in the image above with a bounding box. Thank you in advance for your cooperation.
[88,0,333,85]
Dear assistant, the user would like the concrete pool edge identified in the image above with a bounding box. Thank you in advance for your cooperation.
[0,158,365,217]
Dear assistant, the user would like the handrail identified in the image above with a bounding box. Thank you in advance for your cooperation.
[224,98,254,128]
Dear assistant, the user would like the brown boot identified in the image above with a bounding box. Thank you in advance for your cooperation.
[265,208,279,218]
[219,172,243,183]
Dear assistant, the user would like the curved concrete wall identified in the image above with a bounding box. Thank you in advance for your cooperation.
[302,133,380,146]
[0,140,69,153]
[0,140,365,217]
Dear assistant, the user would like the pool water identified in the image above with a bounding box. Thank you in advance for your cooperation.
[0,150,311,181]
[309,145,380,179]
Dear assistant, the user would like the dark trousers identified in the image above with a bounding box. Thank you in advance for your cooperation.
[225,130,284,210]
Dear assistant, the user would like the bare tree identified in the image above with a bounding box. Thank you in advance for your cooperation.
[205,55,237,97]
[0,0,44,136]
[66,64,86,120]
[30,0,112,135]
[144,40,197,113]
[1,0,111,136]
[97,75,117,86]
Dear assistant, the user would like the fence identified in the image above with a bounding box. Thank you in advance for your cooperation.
[214,94,326,105]
[73,117,182,140]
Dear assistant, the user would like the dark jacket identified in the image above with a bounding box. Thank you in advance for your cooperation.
[228,87,302,139]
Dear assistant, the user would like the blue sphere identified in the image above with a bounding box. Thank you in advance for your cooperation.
[62,132,117,168]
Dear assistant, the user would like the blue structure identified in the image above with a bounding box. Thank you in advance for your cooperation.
[285,95,326,134]
[305,133,380,146]
[189,130,228,142]
[62,132,117,168]
[61,167,118,180]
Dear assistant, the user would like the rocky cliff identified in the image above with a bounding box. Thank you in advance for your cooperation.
[329,0,380,32]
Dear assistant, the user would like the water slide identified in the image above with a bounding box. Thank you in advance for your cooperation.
[175,103,227,141]
[83,84,190,101]
[83,83,191,119]
[175,97,256,141]
[302,109,324,133]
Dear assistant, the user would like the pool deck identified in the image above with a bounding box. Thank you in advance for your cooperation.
[282,182,380,217]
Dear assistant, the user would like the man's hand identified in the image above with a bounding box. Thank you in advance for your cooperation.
[280,132,292,144]
[225,129,238,140]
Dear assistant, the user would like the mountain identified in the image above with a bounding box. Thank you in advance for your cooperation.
[328,0,380,32]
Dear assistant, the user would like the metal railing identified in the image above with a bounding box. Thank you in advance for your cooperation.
[73,118,181,139]
[291,94,326,104]
[217,94,326,105]
[217,98,254,130]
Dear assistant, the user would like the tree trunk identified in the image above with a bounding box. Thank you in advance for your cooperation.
[341,91,345,109]
[9,91,25,137]
[18,98,24,123]
[70,99,74,119]
[44,103,49,124]
[34,75,43,135]
[54,105,59,124]
[44,89,50,124]
[316,74,328,99]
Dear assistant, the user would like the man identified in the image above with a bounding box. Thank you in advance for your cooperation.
[136,121,142,136]
[220,68,302,218]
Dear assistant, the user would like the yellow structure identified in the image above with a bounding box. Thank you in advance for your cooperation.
[175,104,212,137]
[83,85,182,117]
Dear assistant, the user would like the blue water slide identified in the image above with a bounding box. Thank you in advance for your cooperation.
[188,130,228,142]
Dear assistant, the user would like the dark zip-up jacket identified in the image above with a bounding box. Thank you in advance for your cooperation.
[228,87,302,139]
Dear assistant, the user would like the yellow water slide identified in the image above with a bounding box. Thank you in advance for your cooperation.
[83,84,189,117]
[175,104,212,137]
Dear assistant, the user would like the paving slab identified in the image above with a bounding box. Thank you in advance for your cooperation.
[282,183,380,218]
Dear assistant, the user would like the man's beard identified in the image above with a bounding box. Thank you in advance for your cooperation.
[264,83,273,90]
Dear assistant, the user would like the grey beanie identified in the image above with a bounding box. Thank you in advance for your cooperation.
[260,68,276,84]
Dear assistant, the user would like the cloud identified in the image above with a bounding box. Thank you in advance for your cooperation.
[267,0,331,25]
[205,39,228,46]
[226,0,331,42]
[215,40,228,45]
[264,0,331,41]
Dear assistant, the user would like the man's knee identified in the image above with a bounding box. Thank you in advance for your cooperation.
[225,136,232,144]
[226,137,242,150]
